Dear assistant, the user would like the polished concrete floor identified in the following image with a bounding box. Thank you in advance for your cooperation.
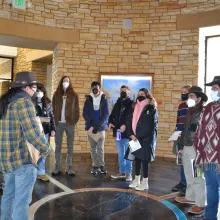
[0,152,198,219]
[28,152,194,220]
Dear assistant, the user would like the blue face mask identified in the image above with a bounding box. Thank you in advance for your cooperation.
[211,90,220,102]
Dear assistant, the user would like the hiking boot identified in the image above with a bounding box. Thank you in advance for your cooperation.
[37,175,50,182]
[188,206,205,215]
[172,183,186,192]
[111,173,126,179]
[125,174,132,182]
[100,166,107,174]
[91,167,100,174]
[52,168,61,176]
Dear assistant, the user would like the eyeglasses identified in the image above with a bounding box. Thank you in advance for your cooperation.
[211,88,220,91]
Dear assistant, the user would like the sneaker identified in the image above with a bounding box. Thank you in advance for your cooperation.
[65,169,76,177]
[91,167,100,174]
[172,183,186,192]
[100,166,107,174]
[188,206,205,215]
[191,213,207,220]
[37,174,50,182]
[52,168,61,176]
[125,174,132,182]
[175,197,195,205]
[135,178,148,191]
[129,175,140,188]
[111,173,126,179]
[179,187,186,196]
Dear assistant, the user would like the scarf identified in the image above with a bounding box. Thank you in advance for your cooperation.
[132,99,149,134]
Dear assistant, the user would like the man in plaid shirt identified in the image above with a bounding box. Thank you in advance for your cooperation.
[0,72,50,220]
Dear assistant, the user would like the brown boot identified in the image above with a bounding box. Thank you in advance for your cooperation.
[188,205,205,214]
[175,197,195,204]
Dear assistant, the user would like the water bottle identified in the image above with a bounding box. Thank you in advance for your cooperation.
[116,129,121,141]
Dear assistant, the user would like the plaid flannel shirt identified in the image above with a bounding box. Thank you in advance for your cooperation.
[0,93,50,174]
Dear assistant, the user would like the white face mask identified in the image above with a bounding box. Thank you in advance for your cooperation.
[187,98,196,108]
[211,90,220,102]
[63,82,69,89]
[31,87,37,93]
[36,92,44,99]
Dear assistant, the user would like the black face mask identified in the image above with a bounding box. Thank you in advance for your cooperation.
[92,88,99,95]
[181,93,188,101]
[137,96,146,102]
[120,91,127,99]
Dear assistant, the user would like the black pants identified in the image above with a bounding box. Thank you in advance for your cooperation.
[135,158,149,178]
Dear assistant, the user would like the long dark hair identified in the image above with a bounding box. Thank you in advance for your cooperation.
[137,88,157,107]
[33,83,51,107]
[0,88,21,119]
[54,76,76,96]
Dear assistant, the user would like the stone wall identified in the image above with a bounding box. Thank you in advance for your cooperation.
[1,0,220,158]
[13,48,33,74]
[0,81,9,96]
[32,61,47,86]
[13,48,47,86]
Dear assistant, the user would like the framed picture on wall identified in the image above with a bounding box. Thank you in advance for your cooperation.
[100,73,154,111]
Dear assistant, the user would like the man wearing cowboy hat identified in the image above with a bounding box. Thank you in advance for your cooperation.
[192,76,220,220]
[175,86,208,215]
[0,72,50,220]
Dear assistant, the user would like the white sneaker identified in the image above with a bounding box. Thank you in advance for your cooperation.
[111,173,126,179]
[129,175,140,188]
[135,178,148,191]
[125,174,132,182]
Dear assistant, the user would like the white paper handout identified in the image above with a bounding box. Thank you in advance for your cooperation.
[27,116,45,165]
[87,130,102,142]
[129,140,142,153]
[168,131,182,142]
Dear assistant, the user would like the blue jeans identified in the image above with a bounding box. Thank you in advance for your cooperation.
[116,138,132,174]
[204,168,220,220]
[37,133,49,175]
[180,165,186,185]
[1,164,37,220]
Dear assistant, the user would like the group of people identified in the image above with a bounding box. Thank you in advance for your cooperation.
[0,70,219,220]
[170,77,220,220]
[0,71,159,219]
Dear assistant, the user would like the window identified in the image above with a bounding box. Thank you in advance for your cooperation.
[204,35,220,100]
[0,57,13,82]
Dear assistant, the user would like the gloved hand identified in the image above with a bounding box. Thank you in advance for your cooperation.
[92,127,98,134]
[90,120,102,132]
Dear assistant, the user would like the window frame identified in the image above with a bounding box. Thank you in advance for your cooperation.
[204,35,220,93]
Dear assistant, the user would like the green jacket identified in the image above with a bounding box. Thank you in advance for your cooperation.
[0,91,50,173]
